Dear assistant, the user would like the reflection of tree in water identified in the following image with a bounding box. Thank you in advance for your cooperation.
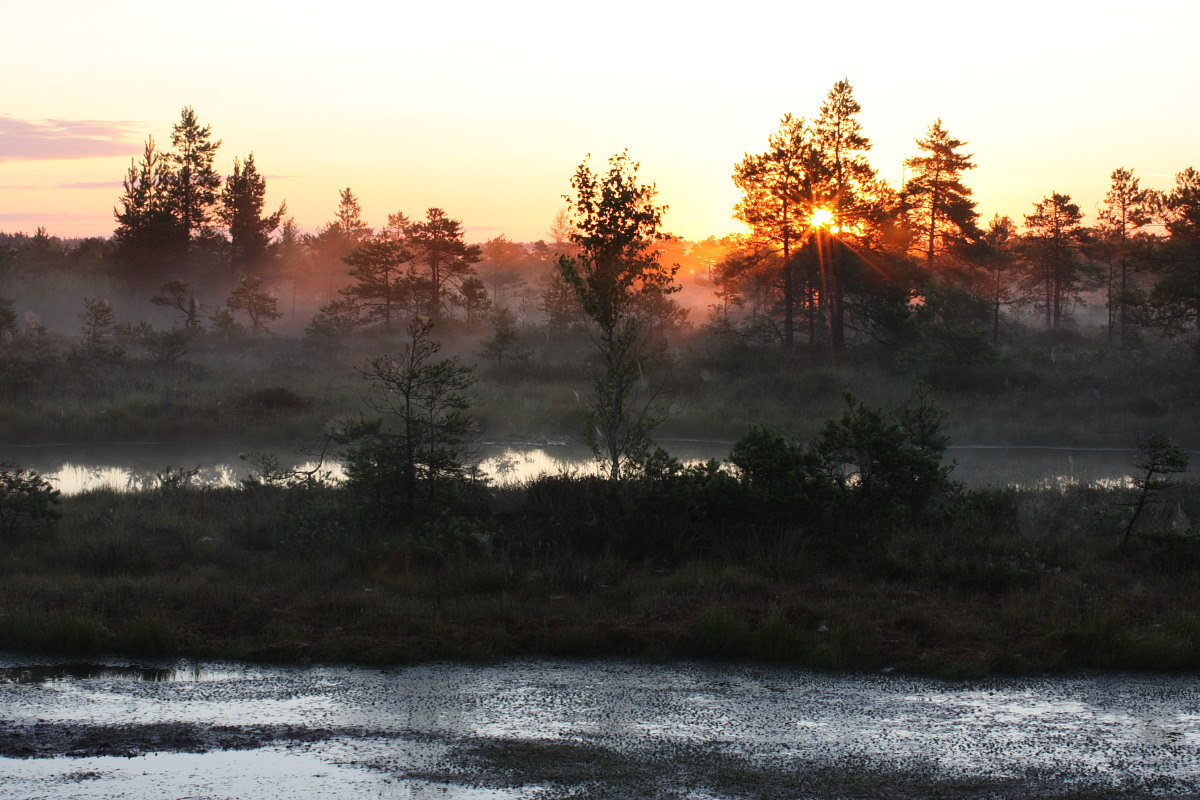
[485,449,538,480]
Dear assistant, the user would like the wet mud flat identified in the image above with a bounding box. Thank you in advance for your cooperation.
[4,657,1200,799]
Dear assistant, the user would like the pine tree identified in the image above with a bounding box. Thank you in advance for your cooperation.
[1096,167,1152,338]
[731,114,818,350]
[453,275,493,329]
[307,188,372,299]
[1021,193,1094,329]
[980,215,1020,343]
[164,107,222,242]
[903,119,980,271]
[406,208,482,319]
[1149,168,1200,356]
[150,279,201,330]
[811,79,882,354]
[477,306,530,366]
[226,276,282,334]
[339,220,417,331]
[220,154,285,271]
[112,137,185,282]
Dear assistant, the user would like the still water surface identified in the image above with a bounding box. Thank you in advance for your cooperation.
[3,439,1193,495]
[3,656,1200,798]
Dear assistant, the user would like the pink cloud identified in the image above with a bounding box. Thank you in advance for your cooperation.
[0,116,143,162]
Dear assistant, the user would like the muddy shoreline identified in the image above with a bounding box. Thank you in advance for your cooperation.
[0,720,354,759]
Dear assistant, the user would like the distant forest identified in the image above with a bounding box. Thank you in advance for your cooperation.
[3,81,1200,367]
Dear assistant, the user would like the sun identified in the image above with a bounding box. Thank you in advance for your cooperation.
[810,207,835,228]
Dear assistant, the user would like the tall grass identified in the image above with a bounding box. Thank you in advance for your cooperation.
[1,475,1199,675]
[3,315,1199,448]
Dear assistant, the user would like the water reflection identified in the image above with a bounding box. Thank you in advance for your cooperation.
[0,441,1195,496]
[0,664,178,685]
[5,657,1200,797]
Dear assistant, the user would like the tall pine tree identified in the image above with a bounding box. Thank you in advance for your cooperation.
[812,79,879,353]
[220,154,285,271]
[112,136,185,282]
[405,208,482,319]
[1021,193,1094,329]
[902,119,980,272]
[731,114,817,350]
[165,106,222,242]
[1096,167,1152,338]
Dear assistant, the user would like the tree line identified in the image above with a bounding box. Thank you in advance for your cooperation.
[715,80,1200,362]
[4,90,1200,364]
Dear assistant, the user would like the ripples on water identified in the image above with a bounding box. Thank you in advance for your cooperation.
[3,657,1200,798]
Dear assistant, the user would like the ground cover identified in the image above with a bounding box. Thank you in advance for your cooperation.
[2,476,1199,678]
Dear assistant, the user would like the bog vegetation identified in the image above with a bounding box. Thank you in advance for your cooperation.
[2,85,1200,674]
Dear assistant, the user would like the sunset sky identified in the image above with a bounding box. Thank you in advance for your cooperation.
[3,0,1197,243]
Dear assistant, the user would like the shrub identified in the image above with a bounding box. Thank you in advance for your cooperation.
[0,461,62,538]
[340,318,479,519]
[808,389,957,520]
[727,389,959,528]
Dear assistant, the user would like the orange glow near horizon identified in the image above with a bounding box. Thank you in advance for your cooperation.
[2,2,1198,245]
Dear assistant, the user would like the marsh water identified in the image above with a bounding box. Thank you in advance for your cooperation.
[3,439,1194,495]
[5,442,1200,797]
[3,656,1200,798]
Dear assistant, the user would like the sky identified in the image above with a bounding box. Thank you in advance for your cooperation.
[3,0,1198,244]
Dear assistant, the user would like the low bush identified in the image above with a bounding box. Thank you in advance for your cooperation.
[0,461,61,539]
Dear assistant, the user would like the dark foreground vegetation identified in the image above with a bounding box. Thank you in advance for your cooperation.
[3,432,1199,678]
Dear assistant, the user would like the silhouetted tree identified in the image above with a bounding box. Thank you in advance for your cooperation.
[208,306,245,340]
[307,188,372,299]
[1122,433,1190,551]
[813,79,881,353]
[0,461,61,540]
[342,318,478,512]
[478,235,531,311]
[1020,193,1094,329]
[151,279,201,330]
[536,268,586,330]
[14,227,67,274]
[79,297,118,354]
[559,151,678,480]
[477,307,530,366]
[220,154,285,271]
[902,119,980,272]
[339,220,417,331]
[731,113,815,349]
[226,276,281,334]
[548,206,575,247]
[1092,167,1154,340]
[113,137,185,281]
[453,275,492,329]
[164,106,222,242]
[0,296,16,344]
[979,215,1021,343]
[406,208,482,319]
[1149,167,1200,356]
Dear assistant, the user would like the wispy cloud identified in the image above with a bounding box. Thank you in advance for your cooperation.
[0,116,142,162]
